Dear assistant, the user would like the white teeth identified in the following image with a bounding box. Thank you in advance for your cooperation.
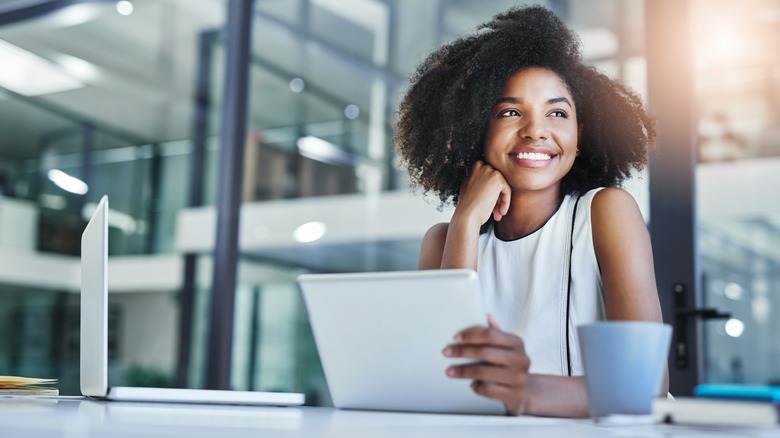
[514,152,552,161]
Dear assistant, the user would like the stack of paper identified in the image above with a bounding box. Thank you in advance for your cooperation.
[0,376,59,396]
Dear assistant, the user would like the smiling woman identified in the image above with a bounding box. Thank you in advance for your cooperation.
[396,5,662,418]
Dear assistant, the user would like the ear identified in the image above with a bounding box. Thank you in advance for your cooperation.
[576,124,584,156]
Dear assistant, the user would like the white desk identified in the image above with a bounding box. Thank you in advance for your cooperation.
[0,397,776,437]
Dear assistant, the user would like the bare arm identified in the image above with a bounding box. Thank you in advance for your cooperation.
[590,187,667,394]
[524,375,589,417]
[591,188,662,321]
[419,161,511,270]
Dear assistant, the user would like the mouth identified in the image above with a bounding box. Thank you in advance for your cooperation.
[508,150,557,168]
[511,152,555,161]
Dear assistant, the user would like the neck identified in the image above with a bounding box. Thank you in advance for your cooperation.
[494,187,563,240]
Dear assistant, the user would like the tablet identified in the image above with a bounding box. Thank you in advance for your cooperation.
[298,269,505,415]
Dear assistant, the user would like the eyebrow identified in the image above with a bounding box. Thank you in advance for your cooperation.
[494,96,573,107]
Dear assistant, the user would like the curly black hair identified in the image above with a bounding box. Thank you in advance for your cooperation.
[395,5,655,206]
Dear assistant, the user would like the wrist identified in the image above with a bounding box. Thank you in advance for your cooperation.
[520,374,538,415]
[449,210,484,233]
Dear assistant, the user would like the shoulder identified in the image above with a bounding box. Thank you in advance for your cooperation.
[590,187,641,220]
[418,222,450,270]
[423,222,450,242]
[588,187,648,253]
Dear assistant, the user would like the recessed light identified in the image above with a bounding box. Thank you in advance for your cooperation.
[293,222,327,243]
[289,77,305,93]
[116,1,134,16]
[47,169,88,195]
[344,104,360,119]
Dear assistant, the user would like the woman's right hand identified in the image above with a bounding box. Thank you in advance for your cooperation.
[454,160,512,228]
[421,161,510,270]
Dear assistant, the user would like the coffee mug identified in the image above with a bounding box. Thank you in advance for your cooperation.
[578,321,672,418]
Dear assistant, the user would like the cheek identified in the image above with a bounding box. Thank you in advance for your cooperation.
[562,127,579,151]
[482,129,501,156]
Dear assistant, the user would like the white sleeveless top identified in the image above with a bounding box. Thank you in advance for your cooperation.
[477,188,606,376]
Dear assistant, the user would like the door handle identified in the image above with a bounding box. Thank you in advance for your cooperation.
[675,307,731,319]
[671,283,730,369]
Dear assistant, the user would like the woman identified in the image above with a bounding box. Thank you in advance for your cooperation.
[395,5,665,417]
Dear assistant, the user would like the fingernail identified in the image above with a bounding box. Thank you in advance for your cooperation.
[446,367,455,377]
[454,334,462,342]
[443,347,453,357]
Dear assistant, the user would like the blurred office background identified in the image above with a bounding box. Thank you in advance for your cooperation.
[0,0,777,402]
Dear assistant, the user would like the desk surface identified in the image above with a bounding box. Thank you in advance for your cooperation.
[0,397,776,437]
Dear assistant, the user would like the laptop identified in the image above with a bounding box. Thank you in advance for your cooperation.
[80,195,304,406]
[298,269,505,415]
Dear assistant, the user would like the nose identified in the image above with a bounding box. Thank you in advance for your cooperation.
[518,114,548,140]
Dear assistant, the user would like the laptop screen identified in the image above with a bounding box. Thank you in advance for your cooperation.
[80,195,109,397]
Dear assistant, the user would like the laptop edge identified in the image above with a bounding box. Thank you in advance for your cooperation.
[80,195,304,406]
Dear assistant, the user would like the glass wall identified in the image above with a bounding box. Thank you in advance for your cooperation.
[694,0,780,386]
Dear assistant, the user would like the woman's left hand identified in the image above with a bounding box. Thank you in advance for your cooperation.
[443,315,531,415]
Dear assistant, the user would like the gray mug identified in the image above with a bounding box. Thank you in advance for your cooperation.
[578,321,672,418]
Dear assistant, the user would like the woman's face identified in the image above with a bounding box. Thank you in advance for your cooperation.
[483,67,579,195]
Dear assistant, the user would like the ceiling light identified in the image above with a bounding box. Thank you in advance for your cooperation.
[293,221,327,243]
[297,135,356,166]
[116,1,134,16]
[724,318,744,338]
[289,77,305,93]
[344,104,360,119]
[56,54,100,82]
[48,3,104,27]
[0,39,83,96]
[723,282,743,300]
[48,169,88,195]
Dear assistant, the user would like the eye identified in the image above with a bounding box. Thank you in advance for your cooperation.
[549,109,568,118]
[498,109,520,117]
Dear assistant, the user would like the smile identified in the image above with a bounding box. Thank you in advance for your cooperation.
[511,152,554,161]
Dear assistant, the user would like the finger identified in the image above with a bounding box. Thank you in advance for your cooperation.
[443,344,519,365]
[455,326,524,349]
[491,184,509,219]
[487,313,500,330]
[447,362,527,386]
[444,344,520,367]
[498,179,511,215]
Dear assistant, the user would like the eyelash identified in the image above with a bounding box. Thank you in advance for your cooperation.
[497,109,569,118]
